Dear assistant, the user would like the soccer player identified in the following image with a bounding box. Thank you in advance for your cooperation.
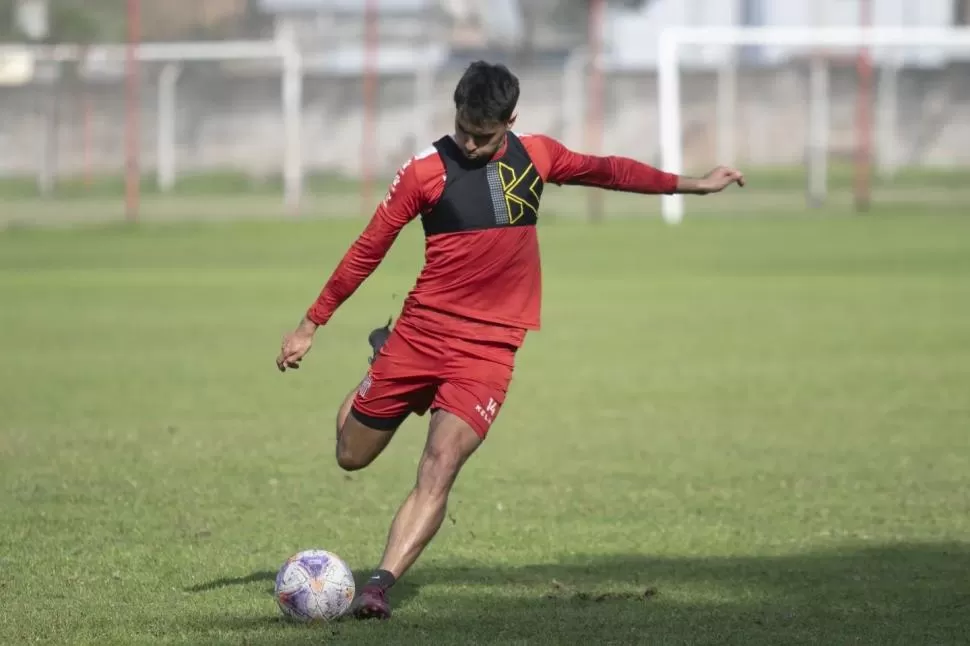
[276,61,744,619]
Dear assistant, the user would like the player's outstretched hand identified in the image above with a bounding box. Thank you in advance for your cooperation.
[700,166,745,193]
[277,317,318,372]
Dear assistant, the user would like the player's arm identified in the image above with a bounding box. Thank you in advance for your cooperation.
[276,160,424,372]
[304,160,423,327]
[538,135,743,195]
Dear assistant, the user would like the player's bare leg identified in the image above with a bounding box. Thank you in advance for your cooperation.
[351,410,482,619]
[378,411,481,576]
[333,318,398,471]
[334,390,396,471]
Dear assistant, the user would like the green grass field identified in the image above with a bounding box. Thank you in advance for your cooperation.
[1,193,969,645]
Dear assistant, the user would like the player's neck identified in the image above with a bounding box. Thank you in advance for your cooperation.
[448,133,509,163]
[494,134,509,159]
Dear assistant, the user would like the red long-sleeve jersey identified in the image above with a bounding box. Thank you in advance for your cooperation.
[306,133,679,346]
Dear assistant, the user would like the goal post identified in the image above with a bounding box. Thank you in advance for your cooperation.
[658,26,970,224]
[0,38,304,216]
[1,35,443,222]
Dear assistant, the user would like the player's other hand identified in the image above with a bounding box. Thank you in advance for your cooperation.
[277,317,318,372]
[699,166,745,193]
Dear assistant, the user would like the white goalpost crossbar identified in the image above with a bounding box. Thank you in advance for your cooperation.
[658,26,970,224]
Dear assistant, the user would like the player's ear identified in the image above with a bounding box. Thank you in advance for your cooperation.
[508,114,517,129]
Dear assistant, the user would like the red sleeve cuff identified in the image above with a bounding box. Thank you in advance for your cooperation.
[306,303,331,326]
[662,172,680,194]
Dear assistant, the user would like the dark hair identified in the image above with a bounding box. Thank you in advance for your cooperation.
[453,61,520,127]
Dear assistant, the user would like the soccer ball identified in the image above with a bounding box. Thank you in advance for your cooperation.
[274,549,356,621]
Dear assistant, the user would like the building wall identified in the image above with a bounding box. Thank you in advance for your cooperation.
[609,0,962,67]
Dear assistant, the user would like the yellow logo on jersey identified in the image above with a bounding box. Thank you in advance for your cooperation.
[497,162,541,224]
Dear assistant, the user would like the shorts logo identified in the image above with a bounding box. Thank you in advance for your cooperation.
[357,374,373,399]
[475,398,499,425]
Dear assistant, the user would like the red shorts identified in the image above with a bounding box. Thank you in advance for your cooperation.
[350,313,518,438]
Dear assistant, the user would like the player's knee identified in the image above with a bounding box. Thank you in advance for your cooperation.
[334,429,373,472]
[335,442,371,472]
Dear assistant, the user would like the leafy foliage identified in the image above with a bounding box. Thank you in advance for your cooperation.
[0,0,125,43]
[0,0,259,44]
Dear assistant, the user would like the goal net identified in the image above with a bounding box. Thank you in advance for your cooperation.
[654,26,970,223]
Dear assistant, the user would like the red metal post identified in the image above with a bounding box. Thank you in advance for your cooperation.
[361,0,379,216]
[125,0,142,222]
[586,0,605,221]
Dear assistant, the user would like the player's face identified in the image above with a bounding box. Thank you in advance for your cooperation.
[454,117,512,161]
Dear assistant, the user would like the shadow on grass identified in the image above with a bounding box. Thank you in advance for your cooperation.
[185,568,423,612]
[185,542,970,645]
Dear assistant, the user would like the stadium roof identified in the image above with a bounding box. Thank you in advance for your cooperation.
[259,0,433,13]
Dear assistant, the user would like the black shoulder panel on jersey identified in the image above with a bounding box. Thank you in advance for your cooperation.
[422,133,544,237]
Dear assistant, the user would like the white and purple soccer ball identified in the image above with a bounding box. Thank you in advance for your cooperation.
[274,549,355,621]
